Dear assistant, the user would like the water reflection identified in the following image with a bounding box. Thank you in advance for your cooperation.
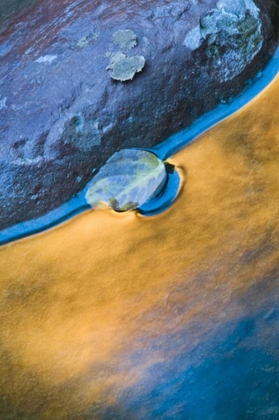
[0,72,279,418]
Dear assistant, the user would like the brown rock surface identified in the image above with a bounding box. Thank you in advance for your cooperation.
[0,0,278,229]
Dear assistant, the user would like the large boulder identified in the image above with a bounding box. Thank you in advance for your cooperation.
[0,0,278,229]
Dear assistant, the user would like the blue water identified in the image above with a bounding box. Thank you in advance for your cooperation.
[1,47,278,246]
[117,304,279,420]
[138,168,181,216]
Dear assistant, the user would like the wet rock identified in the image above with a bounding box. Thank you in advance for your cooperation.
[85,149,167,211]
[0,0,278,229]
[185,0,265,82]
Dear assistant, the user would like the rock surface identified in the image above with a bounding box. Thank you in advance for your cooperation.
[0,0,278,229]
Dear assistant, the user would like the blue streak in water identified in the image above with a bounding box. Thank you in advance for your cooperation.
[1,47,278,245]
[0,192,90,245]
[138,169,181,216]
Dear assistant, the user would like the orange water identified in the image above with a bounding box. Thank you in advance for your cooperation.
[1,75,279,418]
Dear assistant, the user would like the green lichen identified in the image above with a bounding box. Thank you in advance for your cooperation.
[112,29,137,49]
[77,32,98,48]
[107,30,145,82]
[106,52,145,82]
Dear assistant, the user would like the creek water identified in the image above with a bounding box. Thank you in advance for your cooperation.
[0,68,279,419]
[0,46,279,419]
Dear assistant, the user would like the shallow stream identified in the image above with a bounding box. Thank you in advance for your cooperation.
[0,49,279,418]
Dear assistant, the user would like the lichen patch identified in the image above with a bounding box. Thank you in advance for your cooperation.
[107,53,145,82]
[112,29,137,49]
[77,32,98,48]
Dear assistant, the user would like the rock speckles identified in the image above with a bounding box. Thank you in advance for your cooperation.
[35,55,57,64]
[0,97,7,110]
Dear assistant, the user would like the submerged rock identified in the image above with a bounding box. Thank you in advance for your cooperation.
[86,149,167,211]
[0,0,278,229]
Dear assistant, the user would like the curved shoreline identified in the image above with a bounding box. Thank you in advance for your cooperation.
[1,47,279,246]
[152,46,279,160]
